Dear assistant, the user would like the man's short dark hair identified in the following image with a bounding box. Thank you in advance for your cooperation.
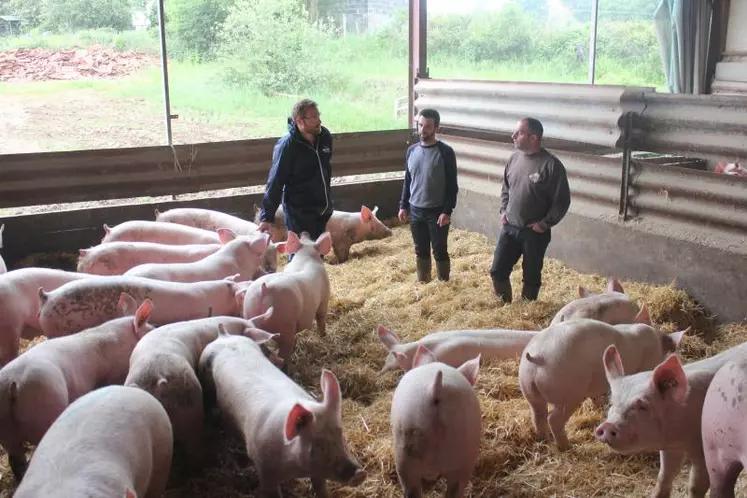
[292,99,318,120]
[523,117,544,139]
[418,108,441,127]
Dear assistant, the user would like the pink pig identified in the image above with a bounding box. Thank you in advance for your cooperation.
[155,207,260,234]
[519,312,687,451]
[263,205,392,262]
[0,268,92,366]
[377,324,537,373]
[240,231,331,370]
[550,277,641,326]
[38,275,240,338]
[77,241,222,275]
[0,224,6,274]
[101,219,221,245]
[198,331,367,497]
[124,230,272,283]
[595,341,747,498]
[125,317,278,463]
[701,357,747,498]
[0,295,153,480]
[13,385,173,498]
[390,345,482,498]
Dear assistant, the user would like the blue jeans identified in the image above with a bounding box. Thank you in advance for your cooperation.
[409,205,450,262]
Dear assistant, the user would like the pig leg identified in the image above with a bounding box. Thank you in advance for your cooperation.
[444,477,468,498]
[547,401,582,452]
[7,440,28,481]
[0,332,20,368]
[522,384,550,440]
[686,454,710,498]
[332,240,351,264]
[315,302,328,336]
[255,464,283,498]
[145,437,174,498]
[396,467,423,498]
[651,449,686,498]
[707,457,741,498]
[310,477,330,498]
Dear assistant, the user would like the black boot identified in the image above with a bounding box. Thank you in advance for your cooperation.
[492,277,512,303]
[416,258,432,283]
[436,260,450,281]
[521,283,541,301]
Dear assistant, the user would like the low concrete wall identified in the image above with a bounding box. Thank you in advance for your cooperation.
[0,179,404,271]
[453,189,747,324]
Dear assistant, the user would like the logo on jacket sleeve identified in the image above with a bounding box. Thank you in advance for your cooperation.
[321,146,331,154]
[529,172,540,183]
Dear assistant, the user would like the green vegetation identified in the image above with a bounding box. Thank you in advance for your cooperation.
[0,0,667,140]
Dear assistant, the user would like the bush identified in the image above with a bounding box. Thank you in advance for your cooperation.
[40,0,133,32]
[217,0,335,96]
[167,0,235,61]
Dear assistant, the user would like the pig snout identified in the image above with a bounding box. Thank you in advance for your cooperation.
[595,421,635,451]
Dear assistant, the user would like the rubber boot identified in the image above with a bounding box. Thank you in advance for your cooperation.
[521,283,541,301]
[436,260,450,281]
[416,258,432,283]
[492,277,512,303]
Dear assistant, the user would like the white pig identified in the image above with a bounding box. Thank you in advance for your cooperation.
[701,357,747,498]
[0,295,153,480]
[198,331,367,497]
[125,316,278,462]
[0,224,6,274]
[155,207,260,234]
[0,267,92,366]
[77,241,222,275]
[390,345,482,498]
[596,341,747,498]
[38,275,240,338]
[377,324,537,373]
[550,277,641,326]
[518,311,687,451]
[124,230,270,283]
[13,385,173,498]
[101,219,221,245]
[260,205,392,262]
[240,231,331,369]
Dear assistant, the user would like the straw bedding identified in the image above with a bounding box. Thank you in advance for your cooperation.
[2,221,746,497]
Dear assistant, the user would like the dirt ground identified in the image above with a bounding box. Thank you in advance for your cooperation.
[0,87,253,154]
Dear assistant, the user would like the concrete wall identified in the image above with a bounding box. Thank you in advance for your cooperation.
[714,0,747,95]
[0,179,404,271]
[453,189,747,324]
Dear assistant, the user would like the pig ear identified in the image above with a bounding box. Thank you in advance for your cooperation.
[224,273,240,282]
[285,232,301,254]
[118,292,138,316]
[79,248,89,257]
[275,242,287,254]
[662,327,689,352]
[250,234,269,253]
[603,345,625,382]
[260,282,269,298]
[393,352,412,371]
[376,325,401,350]
[154,208,160,219]
[125,489,137,498]
[361,205,373,222]
[320,369,342,416]
[633,303,652,326]
[315,232,332,256]
[103,223,112,235]
[134,299,153,329]
[457,354,481,387]
[217,228,237,244]
[578,285,590,298]
[218,323,230,337]
[651,354,689,404]
[234,288,247,309]
[412,345,436,368]
[38,287,49,307]
[244,327,277,345]
[284,403,314,442]
[607,277,625,294]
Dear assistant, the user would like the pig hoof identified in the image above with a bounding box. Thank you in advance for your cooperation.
[9,454,28,481]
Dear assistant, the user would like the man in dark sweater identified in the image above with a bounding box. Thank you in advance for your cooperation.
[491,117,571,302]
[398,108,459,282]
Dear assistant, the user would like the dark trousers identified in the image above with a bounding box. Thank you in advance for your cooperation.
[490,224,551,287]
[409,206,450,262]
[285,210,332,261]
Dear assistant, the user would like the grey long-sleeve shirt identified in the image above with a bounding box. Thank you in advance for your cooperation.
[500,148,571,231]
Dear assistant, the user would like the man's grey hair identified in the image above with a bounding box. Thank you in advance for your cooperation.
[292,99,319,120]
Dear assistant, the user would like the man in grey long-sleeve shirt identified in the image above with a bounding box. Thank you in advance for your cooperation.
[491,117,571,302]
[399,108,459,282]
